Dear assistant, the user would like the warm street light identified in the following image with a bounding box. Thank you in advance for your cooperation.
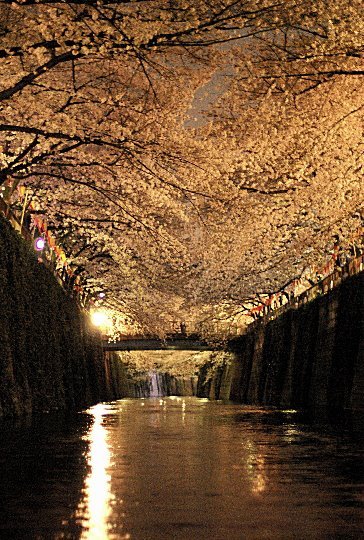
[90,309,109,328]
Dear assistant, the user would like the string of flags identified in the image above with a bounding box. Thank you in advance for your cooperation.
[244,226,363,320]
[1,182,363,316]
[5,185,86,300]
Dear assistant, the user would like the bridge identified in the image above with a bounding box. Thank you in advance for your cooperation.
[102,335,216,351]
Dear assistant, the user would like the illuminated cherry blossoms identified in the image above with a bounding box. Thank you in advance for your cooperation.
[0,1,363,337]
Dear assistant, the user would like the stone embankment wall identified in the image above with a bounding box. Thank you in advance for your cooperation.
[198,272,363,418]
[0,216,125,417]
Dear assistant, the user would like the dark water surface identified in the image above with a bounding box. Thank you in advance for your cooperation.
[0,397,363,539]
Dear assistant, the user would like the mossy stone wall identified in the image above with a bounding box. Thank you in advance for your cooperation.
[0,215,124,417]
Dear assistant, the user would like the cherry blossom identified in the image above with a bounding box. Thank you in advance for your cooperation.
[0,1,362,339]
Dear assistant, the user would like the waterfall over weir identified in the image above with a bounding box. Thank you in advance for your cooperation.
[149,371,160,397]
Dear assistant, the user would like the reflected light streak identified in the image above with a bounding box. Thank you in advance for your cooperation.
[79,404,115,539]
[244,440,268,497]
[182,399,186,425]
[250,455,267,496]
[283,424,300,444]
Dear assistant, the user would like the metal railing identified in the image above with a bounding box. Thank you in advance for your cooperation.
[246,252,364,333]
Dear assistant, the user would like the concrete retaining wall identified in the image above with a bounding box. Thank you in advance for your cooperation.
[197,272,364,418]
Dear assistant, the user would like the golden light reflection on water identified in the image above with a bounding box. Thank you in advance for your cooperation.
[283,424,301,444]
[76,404,127,540]
[243,440,267,497]
[248,453,267,496]
[182,399,186,424]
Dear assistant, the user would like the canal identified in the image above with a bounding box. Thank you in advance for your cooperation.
[0,397,363,539]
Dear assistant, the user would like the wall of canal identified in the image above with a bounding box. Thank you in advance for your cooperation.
[197,271,364,419]
[0,215,126,417]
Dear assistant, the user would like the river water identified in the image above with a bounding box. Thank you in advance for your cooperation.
[0,397,363,539]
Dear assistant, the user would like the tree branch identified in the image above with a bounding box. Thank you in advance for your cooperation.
[0,51,79,101]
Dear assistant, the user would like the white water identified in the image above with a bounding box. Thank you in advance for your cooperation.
[149,370,160,397]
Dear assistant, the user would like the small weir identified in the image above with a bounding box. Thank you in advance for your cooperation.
[149,370,161,397]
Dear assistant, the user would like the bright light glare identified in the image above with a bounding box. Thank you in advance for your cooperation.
[77,404,114,539]
[91,310,109,328]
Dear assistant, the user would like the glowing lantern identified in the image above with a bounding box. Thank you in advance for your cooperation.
[34,237,45,251]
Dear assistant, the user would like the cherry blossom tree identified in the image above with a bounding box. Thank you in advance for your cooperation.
[0,0,362,338]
